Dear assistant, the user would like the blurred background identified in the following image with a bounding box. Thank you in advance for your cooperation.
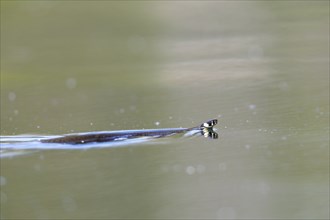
[1,1,329,219]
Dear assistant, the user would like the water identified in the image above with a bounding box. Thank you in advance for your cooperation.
[1,1,329,219]
[0,128,206,154]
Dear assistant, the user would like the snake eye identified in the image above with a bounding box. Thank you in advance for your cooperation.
[203,122,211,128]
[201,119,218,129]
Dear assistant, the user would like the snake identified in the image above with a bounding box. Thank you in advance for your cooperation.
[41,119,218,144]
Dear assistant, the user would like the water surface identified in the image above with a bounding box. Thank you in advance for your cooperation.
[1,1,329,219]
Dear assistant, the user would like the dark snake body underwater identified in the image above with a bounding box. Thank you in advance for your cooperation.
[41,119,218,144]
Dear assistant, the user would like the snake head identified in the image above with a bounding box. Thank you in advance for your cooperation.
[200,119,217,129]
[199,119,218,139]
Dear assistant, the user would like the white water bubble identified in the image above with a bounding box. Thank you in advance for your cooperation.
[0,176,7,186]
[34,164,41,172]
[315,107,324,116]
[281,136,287,140]
[218,163,227,171]
[129,105,136,111]
[217,207,236,219]
[248,104,256,110]
[127,35,146,53]
[0,191,7,204]
[65,78,77,89]
[51,99,59,106]
[61,195,77,212]
[161,165,169,173]
[248,45,263,60]
[186,166,196,175]
[278,81,289,91]
[8,92,16,102]
[10,46,33,63]
[259,181,271,195]
[172,164,182,172]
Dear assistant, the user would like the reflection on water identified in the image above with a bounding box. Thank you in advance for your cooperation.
[0,136,161,159]
[0,127,210,157]
[1,1,329,219]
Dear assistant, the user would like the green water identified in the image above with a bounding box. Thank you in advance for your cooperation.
[1,1,329,219]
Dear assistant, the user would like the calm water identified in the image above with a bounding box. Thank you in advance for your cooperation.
[1,1,329,219]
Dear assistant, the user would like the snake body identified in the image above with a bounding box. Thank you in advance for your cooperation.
[41,119,218,144]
